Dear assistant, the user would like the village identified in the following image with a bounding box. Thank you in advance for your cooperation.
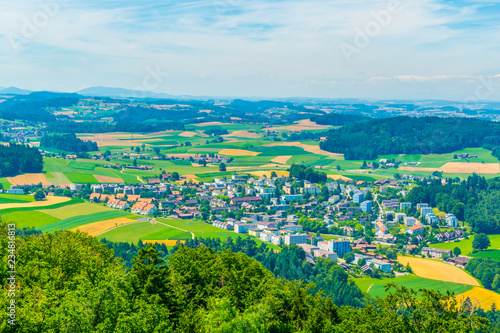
[6,167,470,277]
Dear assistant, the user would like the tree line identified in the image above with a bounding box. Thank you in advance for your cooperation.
[40,133,98,152]
[0,228,488,332]
[46,120,185,133]
[320,116,500,160]
[0,143,43,176]
[289,164,327,183]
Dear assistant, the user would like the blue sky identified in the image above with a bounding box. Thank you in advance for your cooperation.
[1,0,499,100]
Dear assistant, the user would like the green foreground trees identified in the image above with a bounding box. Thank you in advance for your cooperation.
[0,227,489,332]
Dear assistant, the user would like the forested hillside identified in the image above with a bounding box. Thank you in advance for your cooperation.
[40,133,98,152]
[405,175,500,234]
[320,116,500,160]
[0,228,488,332]
[0,144,43,176]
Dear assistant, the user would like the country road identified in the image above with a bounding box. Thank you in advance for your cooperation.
[153,218,195,239]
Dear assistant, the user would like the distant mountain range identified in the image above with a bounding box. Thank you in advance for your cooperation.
[75,86,179,99]
[0,87,32,95]
[1,86,500,110]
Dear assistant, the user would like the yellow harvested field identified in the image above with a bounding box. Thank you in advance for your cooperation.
[398,257,480,286]
[143,130,179,137]
[441,162,499,174]
[196,130,209,137]
[270,155,292,164]
[143,240,186,246]
[327,174,352,181]
[224,130,261,139]
[249,170,289,178]
[267,119,332,131]
[176,174,200,184]
[456,287,500,310]
[219,149,261,156]
[7,173,51,186]
[0,195,70,210]
[79,132,153,146]
[94,175,123,183]
[259,164,288,168]
[193,122,232,127]
[179,131,197,137]
[400,162,499,174]
[74,218,138,236]
[263,142,341,157]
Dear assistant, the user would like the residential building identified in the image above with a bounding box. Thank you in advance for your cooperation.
[360,200,372,213]
[329,195,341,204]
[260,231,273,243]
[248,228,262,238]
[395,213,406,222]
[400,202,412,211]
[271,235,283,246]
[7,189,23,195]
[319,239,351,256]
[281,194,303,203]
[425,213,439,225]
[421,247,452,259]
[370,259,392,273]
[284,234,308,245]
[375,221,388,234]
[405,223,423,235]
[445,214,459,227]
[302,181,320,194]
[421,207,433,217]
[353,192,364,204]
[382,199,399,209]
[404,216,417,226]
[234,222,258,233]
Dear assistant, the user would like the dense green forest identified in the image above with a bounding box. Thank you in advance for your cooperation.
[289,164,327,183]
[466,258,500,291]
[103,236,364,307]
[0,144,43,176]
[40,133,98,152]
[0,228,489,332]
[320,116,500,160]
[46,120,185,133]
[405,175,500,234]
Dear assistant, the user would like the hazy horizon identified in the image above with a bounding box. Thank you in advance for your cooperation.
[2,0,500,101]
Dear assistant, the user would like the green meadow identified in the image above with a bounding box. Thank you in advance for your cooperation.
[354,274,473,298]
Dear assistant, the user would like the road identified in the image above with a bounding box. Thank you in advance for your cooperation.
[153,218,195,239]
[120,167,145,184]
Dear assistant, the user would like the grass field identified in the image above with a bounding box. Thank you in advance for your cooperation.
[39,210,131,233]
[0,195,71,211]
[144,227,192,240]
[40,202,114,219]
[3,210,60,229]
[432,234,500,257]
[97,222,168,243]
[354,275,473,298]
[398,256,480,286]
[0,194,34,204]
[159,218,280,249]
